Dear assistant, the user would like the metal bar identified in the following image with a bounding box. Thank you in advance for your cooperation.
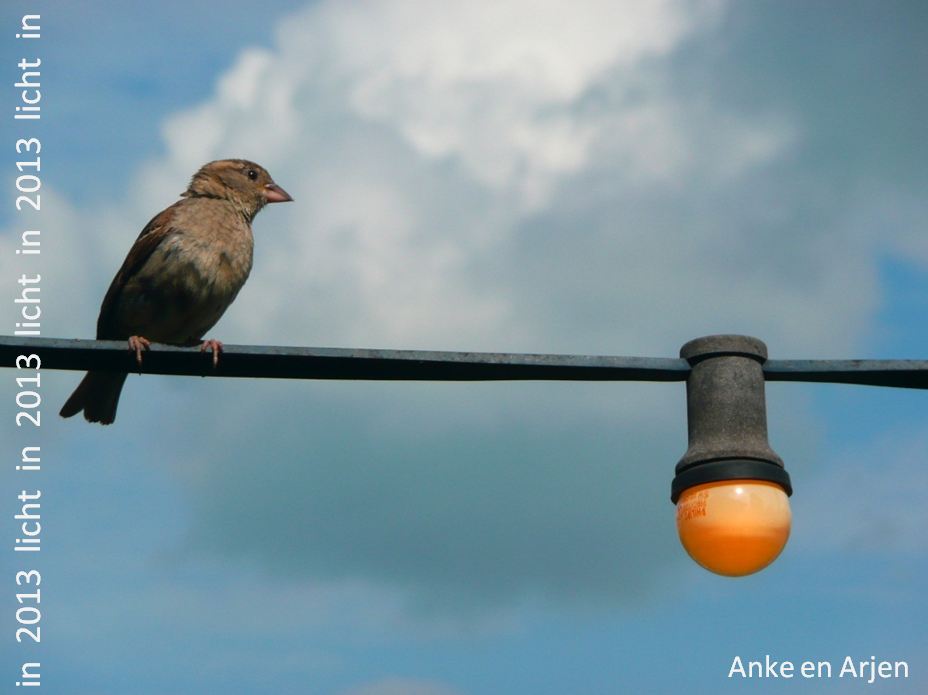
[764,359,928,389]
[4,337,928,388]
[0,336,690,382]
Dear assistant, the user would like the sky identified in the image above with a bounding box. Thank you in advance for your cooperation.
[1,1,926,693]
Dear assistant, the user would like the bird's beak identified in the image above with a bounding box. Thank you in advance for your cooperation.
[264,183,293,203]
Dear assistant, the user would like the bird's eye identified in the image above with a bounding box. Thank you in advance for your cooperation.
[247,169,258,180]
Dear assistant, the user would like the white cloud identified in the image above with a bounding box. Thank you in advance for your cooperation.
[97,0,812,358]
[281,0,729,208]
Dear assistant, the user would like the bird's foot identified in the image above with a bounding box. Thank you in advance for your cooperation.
[127,335,151,367]
[200,338,224,368]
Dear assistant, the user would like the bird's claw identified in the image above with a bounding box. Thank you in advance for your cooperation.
[200,339,223,368]
[127,335,151,367]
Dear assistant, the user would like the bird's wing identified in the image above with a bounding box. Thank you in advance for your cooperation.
[96,202,183,339]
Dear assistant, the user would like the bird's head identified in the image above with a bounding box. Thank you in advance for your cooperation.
[183,159,293,220]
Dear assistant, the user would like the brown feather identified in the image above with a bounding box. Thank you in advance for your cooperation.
[96,204,182,339]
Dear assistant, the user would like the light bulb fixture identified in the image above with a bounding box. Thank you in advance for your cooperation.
[672,335,792,577]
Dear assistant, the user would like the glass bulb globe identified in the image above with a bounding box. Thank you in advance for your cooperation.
[676,479,791,577]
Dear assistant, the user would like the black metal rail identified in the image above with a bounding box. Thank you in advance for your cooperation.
[2,336,927,389]
[763,360,928,389]
[0,336,689,382]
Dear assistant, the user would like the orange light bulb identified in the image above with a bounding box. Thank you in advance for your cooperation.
[676,479,791,577]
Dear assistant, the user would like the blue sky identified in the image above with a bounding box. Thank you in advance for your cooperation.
[1,1,926,693]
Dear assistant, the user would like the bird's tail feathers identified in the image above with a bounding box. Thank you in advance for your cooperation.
[59,371,128,425]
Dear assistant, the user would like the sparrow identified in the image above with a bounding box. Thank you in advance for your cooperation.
[60,159,292,424]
